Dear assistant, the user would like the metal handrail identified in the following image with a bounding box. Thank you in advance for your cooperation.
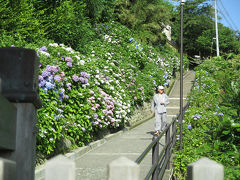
[135,103,190,180]
[135,72,195,179]
[135,129,166,164]
[135,117,177,164]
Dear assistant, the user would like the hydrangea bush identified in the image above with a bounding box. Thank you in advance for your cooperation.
[1,21,188,157]
[173,56,240,179]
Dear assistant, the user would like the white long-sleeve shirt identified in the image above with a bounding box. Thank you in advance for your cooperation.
[151,93,169,113]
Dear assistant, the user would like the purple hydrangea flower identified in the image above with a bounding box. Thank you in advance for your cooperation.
[95,104,100,108]
[81,72,86,77]
[54,75,61,82]
[84,79,88,84]
[39,75,44,81]
[51,66,59,73]
[93,114,98,119]
[79,77,85,83]
[60,72,65,77]
[187,124,192,130]
[218,113,224,116]
[72,75,79,82]
[161,62,164,68]
[194,114,201,119]
[80,72,90,79]
[164,82,168,86]
[42,70,50,78]
[85,74,90,79]
[46,65,51,72]
[213,112,217,115]
[65,57,72,62]
[106,76,109,80]
[66,62,72,67]
[40,46,47,52]
[39,80,46,88]
[66,83,72,87]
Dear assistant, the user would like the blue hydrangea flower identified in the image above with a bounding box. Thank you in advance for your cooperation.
[218,113,224,116]
[40,46,47,52]
[45,82,55,89]
[129,38,134,41]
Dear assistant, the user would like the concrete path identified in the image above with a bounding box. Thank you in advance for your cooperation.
[75,71,195,180]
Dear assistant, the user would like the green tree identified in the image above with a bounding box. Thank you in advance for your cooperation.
[172,0,240,58]
[115,0,173,45]
[83,0,116,23]
[0,0,44,42]
[43,0,94,52]
[172,0,214,57]
[196,25,240,57]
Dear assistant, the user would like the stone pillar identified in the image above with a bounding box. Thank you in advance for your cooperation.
[45,155,76,180]
[0,158,16,180]
[187,157,224,180]
[108,156,139,180]
[0,47,42,180]
[0,94,17,150]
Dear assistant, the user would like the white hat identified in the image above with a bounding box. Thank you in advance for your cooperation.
[158,86,164,90]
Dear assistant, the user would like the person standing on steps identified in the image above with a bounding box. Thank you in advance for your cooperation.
[150,85,169,136]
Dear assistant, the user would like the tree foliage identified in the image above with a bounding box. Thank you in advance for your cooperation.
[172,0,240,58]
[172,0,213,57]
[40,1,95,52]
[115,0,173,45]
[0,0,45,41]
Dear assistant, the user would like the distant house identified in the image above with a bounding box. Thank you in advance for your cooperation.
[162,25,178,49]
[163,25,172,41]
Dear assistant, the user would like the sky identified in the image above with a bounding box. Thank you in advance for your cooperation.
[168,0,240,32]
[219,0,240,32]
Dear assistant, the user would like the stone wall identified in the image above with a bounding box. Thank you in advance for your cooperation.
[126,78,176,128]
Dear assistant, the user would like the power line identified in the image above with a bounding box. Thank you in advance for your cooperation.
[218,8,234,30]
[218,0,239,31]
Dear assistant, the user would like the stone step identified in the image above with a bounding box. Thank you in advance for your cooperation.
[166,107,180,115]
[168,98,187,107]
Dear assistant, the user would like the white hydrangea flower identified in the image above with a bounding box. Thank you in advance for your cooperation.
[80,60,85,65]
[49,43,59,47]
[39,51,50,57]
[75,55,80,60]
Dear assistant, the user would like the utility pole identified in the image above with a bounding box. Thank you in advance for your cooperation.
[215,0,220,56]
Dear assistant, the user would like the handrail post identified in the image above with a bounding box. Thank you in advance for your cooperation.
[172,118,176,147]
[152,136,159,180]
[165,127,171,169]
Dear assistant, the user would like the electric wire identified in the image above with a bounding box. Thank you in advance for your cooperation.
[218,0,239,31]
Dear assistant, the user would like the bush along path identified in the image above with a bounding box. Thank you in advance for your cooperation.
[8,21,187,162]
[173,56,240,179]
